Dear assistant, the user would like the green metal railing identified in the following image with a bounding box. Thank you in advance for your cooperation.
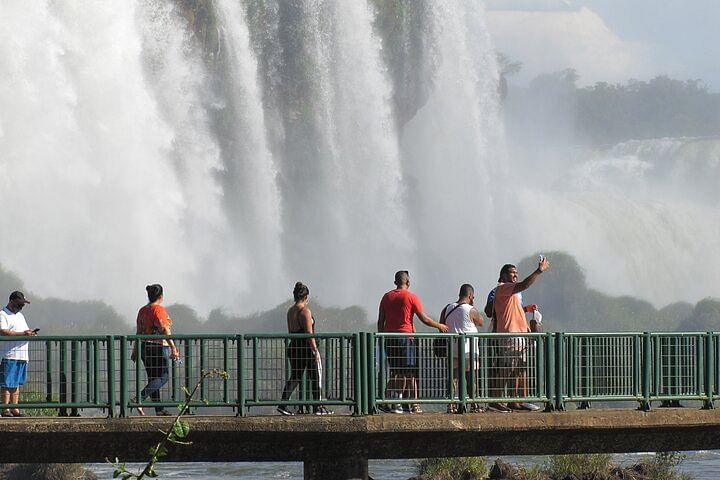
[0,332,716,416]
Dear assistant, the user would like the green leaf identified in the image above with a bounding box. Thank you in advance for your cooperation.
[147,470,158,478]
[113,470,121,478]
[173,420,190,438]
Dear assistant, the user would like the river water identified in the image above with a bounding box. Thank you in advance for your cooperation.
[89,451,720,479]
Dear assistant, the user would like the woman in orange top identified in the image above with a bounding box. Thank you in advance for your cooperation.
[131,284,178,415]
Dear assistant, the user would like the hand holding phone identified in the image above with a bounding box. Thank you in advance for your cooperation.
[32,328,40,334]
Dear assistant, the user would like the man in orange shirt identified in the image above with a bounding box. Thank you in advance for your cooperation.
[377,270,448,413]
[487,257,550,411]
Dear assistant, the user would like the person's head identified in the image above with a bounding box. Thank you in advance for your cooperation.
[293,282,309,302]
[146,284,163,303]
[394,270,410,288]
[7,291,30,313]
[499,264,518,283]
[458,283,475,304]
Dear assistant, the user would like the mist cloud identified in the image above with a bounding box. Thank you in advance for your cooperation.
[486,7,654,86]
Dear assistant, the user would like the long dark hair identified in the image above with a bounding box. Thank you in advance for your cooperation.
[293,282,309,302]
[146,284,163,303]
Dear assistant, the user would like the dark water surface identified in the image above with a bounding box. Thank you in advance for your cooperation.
[89,452,720,479]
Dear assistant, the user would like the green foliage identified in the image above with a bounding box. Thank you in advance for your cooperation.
[643,452,690,480]
[545,453,613,477]
[418,457,488,480]
[109,368,229,479]
[518,251,703,332]
[679,298,720,332]
[576,76,720,145]
[20,390,58,417]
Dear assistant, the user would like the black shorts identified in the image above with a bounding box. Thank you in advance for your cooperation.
[385,337,419,373]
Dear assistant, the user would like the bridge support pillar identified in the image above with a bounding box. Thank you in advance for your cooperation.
[304,456,368,480]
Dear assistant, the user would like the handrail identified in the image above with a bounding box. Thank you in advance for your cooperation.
[0,332,715,416]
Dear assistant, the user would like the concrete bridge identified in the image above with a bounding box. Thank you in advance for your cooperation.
[3,409,720,479]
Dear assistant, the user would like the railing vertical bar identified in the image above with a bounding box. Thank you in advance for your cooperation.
[223,337,230,404]
[238,335,246,416]
[107,337,116,417]
[119,336,128,417]
[45,340,53,406]
[93,339,100,405]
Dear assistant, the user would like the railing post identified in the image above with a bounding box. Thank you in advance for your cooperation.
[59,340,68,416]
[640,332,652,411]
[71,340,79,415]
[367,332,376,414]
[119,336,129,418]
[107,336,116,417]
[376,334,385,411]
[545,333,555,412]
[458,334,467,413]
[45,340,53,407]
[354,333,363,415]
[704,332,715,409]
[237,334,246,417]
[554,332,565,411]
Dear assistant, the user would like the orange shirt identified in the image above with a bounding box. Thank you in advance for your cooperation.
[379,288,423,333]
[136,304,172,345]
[493,283,528,333]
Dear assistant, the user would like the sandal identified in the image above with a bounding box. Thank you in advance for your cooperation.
[446,405,457,414]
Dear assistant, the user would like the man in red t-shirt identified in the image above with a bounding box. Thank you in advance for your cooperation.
[377,271,448,413]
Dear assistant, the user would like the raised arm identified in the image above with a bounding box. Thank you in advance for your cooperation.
[512,257,550,294]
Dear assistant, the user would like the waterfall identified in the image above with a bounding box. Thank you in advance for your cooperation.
[399,0,506,305]
[1,1,717,320]
[0,1,224,313]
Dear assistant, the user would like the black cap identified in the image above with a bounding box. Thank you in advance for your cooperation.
[9,291,30,304]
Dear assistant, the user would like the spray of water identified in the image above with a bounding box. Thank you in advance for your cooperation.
[0,0,717,321]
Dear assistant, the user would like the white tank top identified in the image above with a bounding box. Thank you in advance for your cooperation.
[444,303,477,334]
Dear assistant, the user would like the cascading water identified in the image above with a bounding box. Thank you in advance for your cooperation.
[0,0,717,321]
[0,1,230,313]
[398,0,507,306]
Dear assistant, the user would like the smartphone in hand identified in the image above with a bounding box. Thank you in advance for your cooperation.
[32,328,40,334]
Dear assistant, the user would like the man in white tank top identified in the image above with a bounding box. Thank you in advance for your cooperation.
[439,284,483,413]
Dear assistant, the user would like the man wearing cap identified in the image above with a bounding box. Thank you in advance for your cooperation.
[0,291,38,417]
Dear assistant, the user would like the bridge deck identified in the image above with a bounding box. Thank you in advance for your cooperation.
[2,408,720,463]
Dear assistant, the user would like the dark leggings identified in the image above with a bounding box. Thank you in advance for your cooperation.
[281,340,320,402]
[141,343,170,413]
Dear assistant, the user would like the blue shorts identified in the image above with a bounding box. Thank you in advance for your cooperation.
[0,359,28,388]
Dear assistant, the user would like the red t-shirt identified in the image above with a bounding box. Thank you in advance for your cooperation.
[136,304,173,345]
[379,288,423,333]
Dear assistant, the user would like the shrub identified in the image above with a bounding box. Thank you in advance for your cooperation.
[418,457,488,480]
[545,454,613,478]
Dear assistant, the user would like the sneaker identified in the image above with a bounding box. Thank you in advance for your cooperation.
[446,405,457,414]
[487,402,512,413]
[410,404,423,414]
[277,406,294,416]
[376,404,392,413]
[314,406,334,415]
[390,404,403,414]
[155,409,172,416]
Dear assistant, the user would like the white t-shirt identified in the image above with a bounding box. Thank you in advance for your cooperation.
[0,307,30,361]
[444,303,479,358]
